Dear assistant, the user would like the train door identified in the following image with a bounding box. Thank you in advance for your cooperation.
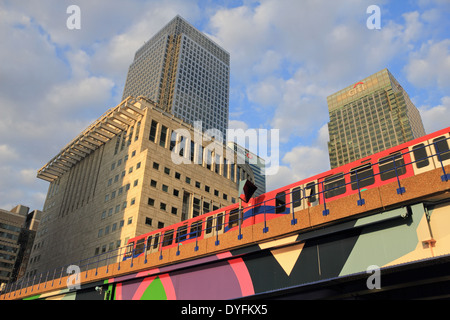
[204,213,225,239]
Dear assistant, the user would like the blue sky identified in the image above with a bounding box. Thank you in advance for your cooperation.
[0,0,449,211]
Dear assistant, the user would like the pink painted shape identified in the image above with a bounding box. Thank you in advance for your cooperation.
[159,273,176,300]
[228,258,254,297]
[132,276,156,300]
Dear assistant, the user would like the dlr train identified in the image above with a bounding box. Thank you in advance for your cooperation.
[124,127,450,260]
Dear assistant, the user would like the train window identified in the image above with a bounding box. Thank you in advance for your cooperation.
[190,221,203,238]
[216,213,224,231]
[292,187,301,208]
[433,136,450,162]
[379,152,406,181]
[206,216,213,234]
[324,173,346,199]
[176,225,188,242]
[153,234,160,249]
[350,164,374,190]
[306,182,317,203]
[135,238,145,255]
[412,144,429,168]
[162,230,174,247]
[228,209,240,228]
[146,236,152,251]
[275,192,286,213]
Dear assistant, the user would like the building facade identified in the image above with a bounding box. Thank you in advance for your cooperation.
[0,205,40,288]
[327,68,426,168]
[28,97,242,277]
[122,15,230,139]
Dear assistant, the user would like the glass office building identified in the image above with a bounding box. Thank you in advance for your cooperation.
[122,15,230,139]
[327,69,426,168]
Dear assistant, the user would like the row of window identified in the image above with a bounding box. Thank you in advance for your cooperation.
[148,118,252,185]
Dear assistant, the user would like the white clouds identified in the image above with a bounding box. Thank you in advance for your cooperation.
[419,96,450,133]
[405,39,450,89]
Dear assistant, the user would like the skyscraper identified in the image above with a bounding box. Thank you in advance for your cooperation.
[122,15,230,139]
[327,68,426,168]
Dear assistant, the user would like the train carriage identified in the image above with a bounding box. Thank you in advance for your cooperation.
[124,127,450,261]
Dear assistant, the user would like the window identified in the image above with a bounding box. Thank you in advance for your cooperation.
[153,234,160,249]
[175,172,181,179]
[149,120,158,142]
[412,144,429,168]
[162,184,168,192]
[176,225,188,242]
[206,216,213,234]
[324,173,346,199]
[173,189,179,197]
[145,217,152,226]
[135,238,145,255]
[162,230,174,247]
[150,179,157,188]
[275,192,286,213]
[160,202,166,211]
[190,221,202,238]
[350,164,375,190]
[292,187,301,208]
[164,167,170,175]
[153,162,159,170]
[127,217,133,225]
[159,125,168,147]
[228,209,240,228]
[146,236,152,251]
[195,181,201,188]
[193,198,201,217]
[216,213,224,231]
[433,136,450,162]
[379,152,406,181]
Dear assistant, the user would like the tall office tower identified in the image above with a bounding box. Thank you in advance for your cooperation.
[327,68,426,168]
[29,97,240,277]
[122,15,230,139]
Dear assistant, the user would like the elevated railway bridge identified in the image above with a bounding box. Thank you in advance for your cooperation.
[2,154,450,300]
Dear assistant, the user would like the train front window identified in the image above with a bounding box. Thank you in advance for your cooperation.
[324,173,346,199]
[433,136,450,162]
[412,144,429,168]
[350,164,374,190]
[275,192,286,213]
[379,152,406,181]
